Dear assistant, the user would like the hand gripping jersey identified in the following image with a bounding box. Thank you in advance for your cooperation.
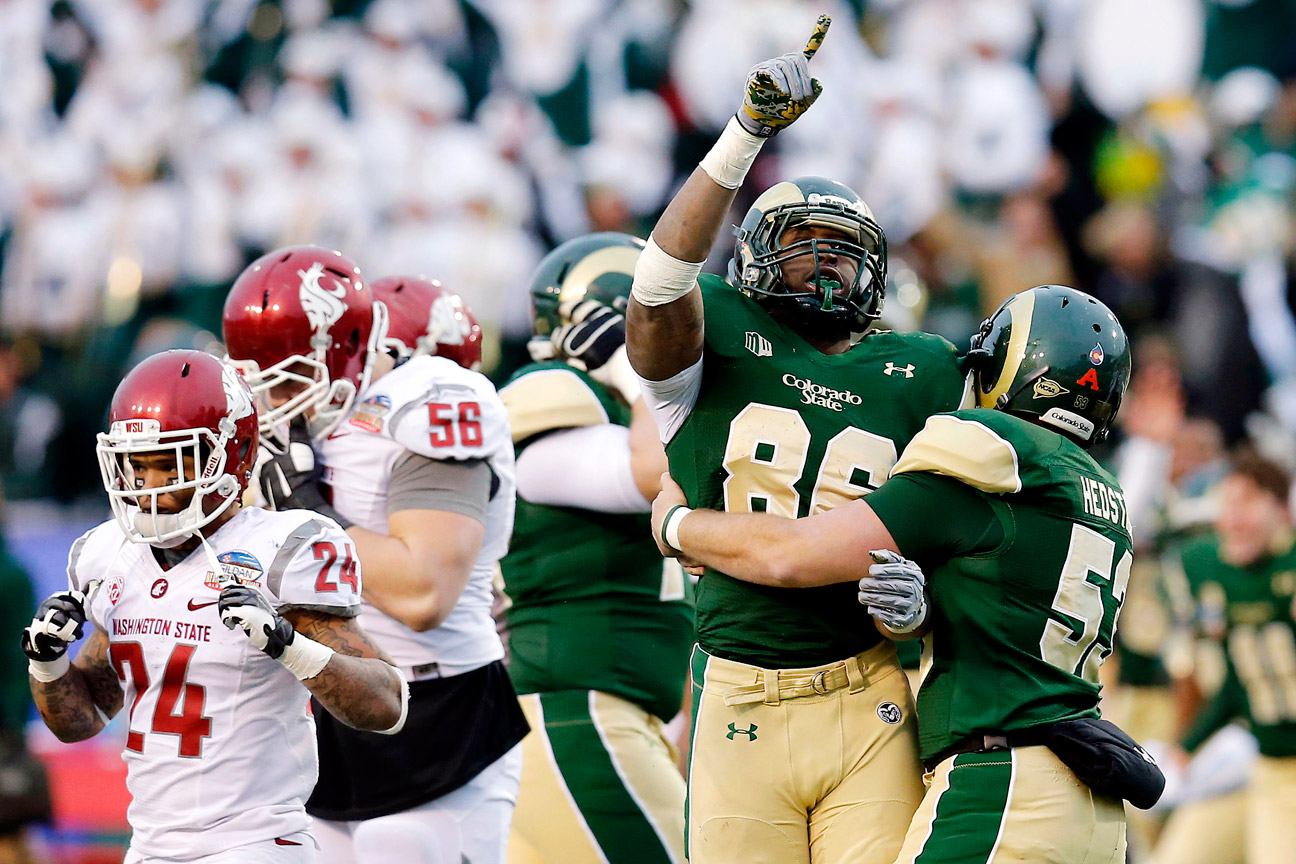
[319,354,515,674]
[866,409,1134,760]
[499,361,694,721]
[1177,535,1296,758]
[665,273,969,668]
[67,507,360,859]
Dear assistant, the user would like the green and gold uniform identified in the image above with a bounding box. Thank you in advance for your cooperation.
[674,275,968,864]
[500,361,695,864]
[1176,535,1296,864]
[864,409,1131,864]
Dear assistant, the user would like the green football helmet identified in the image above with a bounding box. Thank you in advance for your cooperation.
[529,232,645,337]
[967,285,1131,447]
[728,176,887,333]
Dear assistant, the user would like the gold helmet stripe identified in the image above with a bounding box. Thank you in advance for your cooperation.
[979,289,1036,408]
[557,246,641,310]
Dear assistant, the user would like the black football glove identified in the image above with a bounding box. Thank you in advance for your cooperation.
[552,300,626,372]
[218,585,296,660]
[21,589,89,663]
[257,420,351,528]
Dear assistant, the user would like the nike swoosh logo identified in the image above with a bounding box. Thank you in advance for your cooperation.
[274,838,303,846]
[187,599,218,611]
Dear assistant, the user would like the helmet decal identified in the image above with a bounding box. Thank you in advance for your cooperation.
[220,362,255,421]
[1090,343,1104,365]
[298,261,349,334]
[979,289,1036,409]
[427,294,467,346]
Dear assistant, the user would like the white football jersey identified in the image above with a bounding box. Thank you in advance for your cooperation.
[69,507,361,860]
[319,354,515,675]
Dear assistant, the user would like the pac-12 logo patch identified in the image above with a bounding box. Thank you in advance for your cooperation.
[877,702,902,725]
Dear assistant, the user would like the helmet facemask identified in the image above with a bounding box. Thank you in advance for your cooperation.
[96,420,244,546]
[732,200,888,333]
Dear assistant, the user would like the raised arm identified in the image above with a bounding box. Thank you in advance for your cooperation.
[626,15,831,382]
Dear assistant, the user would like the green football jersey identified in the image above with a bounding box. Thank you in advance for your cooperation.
[1177,535,1296,758]
[499,361,695,721]
[866,409,1133,760]
[666,274,969,669]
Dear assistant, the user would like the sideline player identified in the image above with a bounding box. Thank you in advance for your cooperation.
[625,15,969,864]
[499,233,694,864]
[1166,450,1296,864]
[223,250,528,864]
[21,350,406,864]
[652,286,1142,863]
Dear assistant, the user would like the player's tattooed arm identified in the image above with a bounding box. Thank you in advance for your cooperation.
[30,628,122,743]
[284,608,405,732]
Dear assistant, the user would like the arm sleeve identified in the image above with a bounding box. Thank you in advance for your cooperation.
[638,358,703,444]
[515,424,651,513]
[864,472,1006,561]
[265,518,363,617]
[387,451,492,523]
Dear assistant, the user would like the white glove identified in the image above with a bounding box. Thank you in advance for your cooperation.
[218,584,333,679]
[859,550,928,634]
[22,588,93,680]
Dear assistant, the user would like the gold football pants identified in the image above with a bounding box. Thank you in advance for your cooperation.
[686,642,923,864]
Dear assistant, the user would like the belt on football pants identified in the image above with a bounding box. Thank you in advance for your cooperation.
[722,654,871,706]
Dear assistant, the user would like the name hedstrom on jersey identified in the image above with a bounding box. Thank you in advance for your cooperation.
[1079,476,1131,534]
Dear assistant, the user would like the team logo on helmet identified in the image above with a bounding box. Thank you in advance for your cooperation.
[219,362,254,421]
[298,261,349,334]
[1032,377,1070,399]
[1090,343,1104,365]
[427,295,467,346]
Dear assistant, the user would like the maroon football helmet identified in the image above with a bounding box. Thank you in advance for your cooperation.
[372,276,483,371]
[222,246,389,440]
[96,350,258,545]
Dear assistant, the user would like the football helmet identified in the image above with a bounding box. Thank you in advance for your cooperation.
[96,350,258,545]
[529,232,644,338]
[222,246,388,440]
[729,176,887,333]
[967,285,1131,447]
[373,276,483,371]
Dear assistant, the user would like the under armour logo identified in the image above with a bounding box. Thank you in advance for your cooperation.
[726,723,758,741]
[883,363,915,378]
[745,332,772,357]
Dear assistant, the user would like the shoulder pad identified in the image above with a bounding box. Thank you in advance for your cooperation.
[500,366,609,443]
[260,512,361,612]
[67,522,125,593]
[892,413,1023,494]
[379,359,512,459]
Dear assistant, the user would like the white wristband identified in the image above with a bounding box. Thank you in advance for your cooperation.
[376,666,411,735]
[699,115,766,190]
[661,505,693,553]
[29,654,70,683]
[280,634,335,681]
[631,236,703,307]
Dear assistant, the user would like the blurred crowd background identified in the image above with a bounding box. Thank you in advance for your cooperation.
[1,0,1295,860]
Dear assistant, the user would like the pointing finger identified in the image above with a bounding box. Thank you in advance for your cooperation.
[803,14,831,60]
